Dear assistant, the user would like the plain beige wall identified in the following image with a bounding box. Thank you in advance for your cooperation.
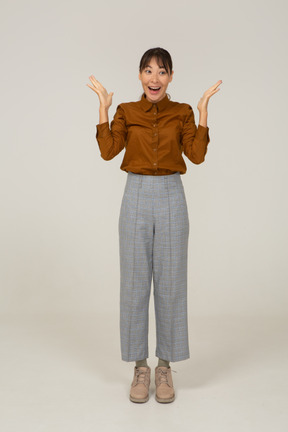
[0,0,287,317]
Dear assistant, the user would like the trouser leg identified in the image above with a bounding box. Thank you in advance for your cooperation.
[118,176,153,361]
[152,178,190,362]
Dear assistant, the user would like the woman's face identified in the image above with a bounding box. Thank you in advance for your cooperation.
[138,56,173,103]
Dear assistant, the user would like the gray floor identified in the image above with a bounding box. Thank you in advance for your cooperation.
[0,312,287,432]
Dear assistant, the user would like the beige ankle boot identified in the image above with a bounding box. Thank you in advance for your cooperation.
[130,366,151,403]
[155,366,175,403]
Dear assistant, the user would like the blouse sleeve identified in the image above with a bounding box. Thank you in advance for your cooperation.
[181,105,210,164]
[96,104,127,161]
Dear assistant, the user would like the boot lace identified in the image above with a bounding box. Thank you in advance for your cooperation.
[157,368,170,385]
[135,368,149,386]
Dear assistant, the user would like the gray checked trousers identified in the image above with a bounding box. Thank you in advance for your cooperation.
[118,171,190,362]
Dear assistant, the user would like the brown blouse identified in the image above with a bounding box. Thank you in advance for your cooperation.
[96,92,210,175]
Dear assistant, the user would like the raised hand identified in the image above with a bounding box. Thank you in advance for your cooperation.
[197,80,222,112]
[87,75,114,110]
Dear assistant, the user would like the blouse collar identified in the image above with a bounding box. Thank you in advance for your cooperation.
[139,92,170,112]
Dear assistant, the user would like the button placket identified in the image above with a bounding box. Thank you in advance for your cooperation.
[152,108,158,172]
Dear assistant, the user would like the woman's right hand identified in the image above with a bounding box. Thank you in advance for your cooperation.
[87,75,114,109]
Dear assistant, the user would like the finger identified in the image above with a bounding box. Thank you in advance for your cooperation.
[88,78,106,95]
[86,84,100,94]
[213,79,222,86]
[205,88,221,99]
[208,80,222,92]
[89,76,99,85]
[90,77,104,89]
[214,80,222,89]
[210,87,221,93]
[89,77,99,87]
[205,85,222,96]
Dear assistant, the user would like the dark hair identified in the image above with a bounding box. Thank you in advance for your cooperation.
[139,47,173,75]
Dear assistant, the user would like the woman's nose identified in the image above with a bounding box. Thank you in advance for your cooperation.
[150,75,159,83]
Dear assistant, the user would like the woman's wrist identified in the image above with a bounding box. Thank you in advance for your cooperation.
[99,105,109,112]
[99,106,109,124]
[199,110,208,128]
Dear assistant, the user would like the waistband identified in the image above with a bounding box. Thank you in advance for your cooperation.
[127,171,181,186]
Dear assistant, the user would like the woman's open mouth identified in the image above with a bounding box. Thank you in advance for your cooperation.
[148,86,161,94]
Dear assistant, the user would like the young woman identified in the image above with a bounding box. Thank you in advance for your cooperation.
[87,47,222,404]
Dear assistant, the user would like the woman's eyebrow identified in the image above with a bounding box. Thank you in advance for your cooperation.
[146,64,165,69]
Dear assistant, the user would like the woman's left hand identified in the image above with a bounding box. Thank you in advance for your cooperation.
[197,80,222,112]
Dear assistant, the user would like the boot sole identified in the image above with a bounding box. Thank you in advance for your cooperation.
[155,394,175,403]
[129,395,149,403]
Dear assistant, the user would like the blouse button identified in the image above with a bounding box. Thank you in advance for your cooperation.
[153,162,157,166]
